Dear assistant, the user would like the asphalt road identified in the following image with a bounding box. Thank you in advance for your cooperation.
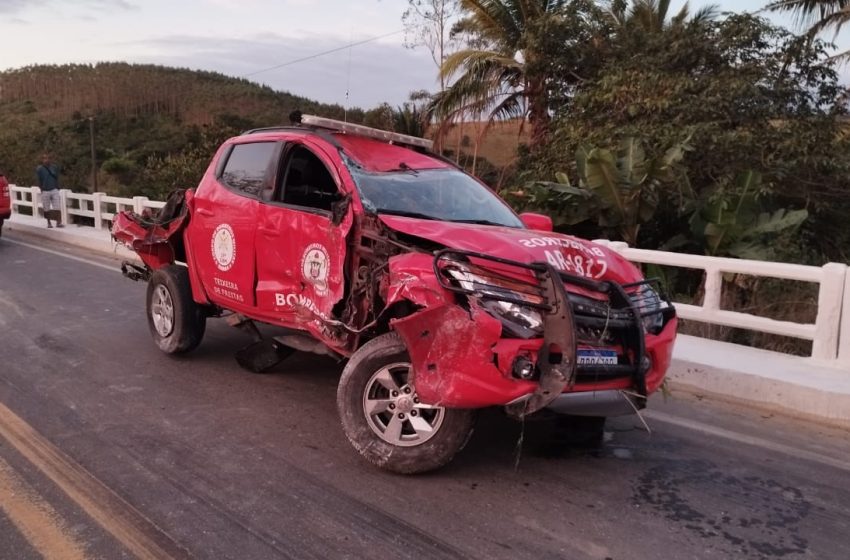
[1,231,849,560]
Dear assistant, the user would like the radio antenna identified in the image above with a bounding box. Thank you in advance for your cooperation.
[344,27,354,123]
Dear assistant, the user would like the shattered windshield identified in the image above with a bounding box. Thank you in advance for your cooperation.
[348,165,524,228]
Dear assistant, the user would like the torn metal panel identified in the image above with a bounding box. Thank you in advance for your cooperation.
[392,304,538,408]
[111,190,190,270]
[384,253,451,309]
[378,214,642,283]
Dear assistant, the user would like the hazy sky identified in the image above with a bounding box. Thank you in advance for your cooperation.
[0,0,842,108]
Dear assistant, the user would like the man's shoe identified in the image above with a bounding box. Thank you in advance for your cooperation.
[47,223,53,228]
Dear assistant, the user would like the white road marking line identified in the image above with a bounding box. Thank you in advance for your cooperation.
[3,238,120,272]
[645,409,850,473]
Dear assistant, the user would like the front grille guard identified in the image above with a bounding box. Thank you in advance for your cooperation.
[434,249,672,402]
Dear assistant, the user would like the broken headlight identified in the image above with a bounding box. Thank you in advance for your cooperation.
[445,269,544,339]
[480,299,544,339]
[630,283,667,335]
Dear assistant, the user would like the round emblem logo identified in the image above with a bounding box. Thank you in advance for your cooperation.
[301,243,330,295]
[211,223,236,271]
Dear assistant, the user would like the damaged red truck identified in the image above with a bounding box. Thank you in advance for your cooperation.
[112,115,677,473]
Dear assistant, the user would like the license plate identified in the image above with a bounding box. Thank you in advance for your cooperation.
[576,349,618,366]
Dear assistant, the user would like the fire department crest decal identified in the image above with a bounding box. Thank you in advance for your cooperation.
[301,243,330,295]
[211,223,236,271]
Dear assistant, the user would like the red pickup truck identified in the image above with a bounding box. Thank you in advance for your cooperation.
[0,171,11,237]
[112,115,677,473]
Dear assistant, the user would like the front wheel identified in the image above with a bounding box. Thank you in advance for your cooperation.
[337,333,475,474]
[146,265,206,354]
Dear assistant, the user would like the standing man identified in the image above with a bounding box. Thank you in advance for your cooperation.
[36,153,63,228]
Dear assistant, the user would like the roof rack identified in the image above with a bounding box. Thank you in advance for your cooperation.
[300,114,433,150]
[243,126,302,135]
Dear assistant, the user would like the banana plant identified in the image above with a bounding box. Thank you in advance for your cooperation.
[690,171,808,258]
[512,136,691,245]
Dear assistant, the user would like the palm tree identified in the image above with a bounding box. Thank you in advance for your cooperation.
[431,0,573,147]
[766,1,850,59]
[607,0,718,34]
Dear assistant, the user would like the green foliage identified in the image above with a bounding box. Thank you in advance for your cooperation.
[507,137,690,245]
[608,0,719,33]
[101,156,138,186]
[393,103,427,137]
[690,171,809,258]
[519,11,847,262]
[433,0,605,144]
[767,0,850,60]
[0,63,369,196]
[363,103,396,131]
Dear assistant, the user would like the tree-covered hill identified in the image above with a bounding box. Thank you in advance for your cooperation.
[0,63,365,196]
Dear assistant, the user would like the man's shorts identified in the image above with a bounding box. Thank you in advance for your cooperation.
[41,189,60,212]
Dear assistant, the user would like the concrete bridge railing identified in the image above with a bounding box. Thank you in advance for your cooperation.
[595,241,848,366]
[10,185,165,231]
[10,184,850,370]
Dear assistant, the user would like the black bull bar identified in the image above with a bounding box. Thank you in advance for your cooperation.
[433,249,669,418]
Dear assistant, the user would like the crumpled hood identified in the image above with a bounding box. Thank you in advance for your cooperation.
[379,215,643,285]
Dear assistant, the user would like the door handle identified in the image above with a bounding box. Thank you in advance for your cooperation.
[196,208,214,217]
[258,226,279,237]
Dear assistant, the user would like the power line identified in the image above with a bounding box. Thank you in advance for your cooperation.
[242,30,403,79]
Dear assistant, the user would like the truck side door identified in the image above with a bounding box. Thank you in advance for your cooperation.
[188,140,282,310]
[254,140,353,332]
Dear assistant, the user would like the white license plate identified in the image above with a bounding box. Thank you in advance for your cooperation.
[576,349,618,366]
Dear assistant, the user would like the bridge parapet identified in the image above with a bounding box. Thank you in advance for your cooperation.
[594,240,849,368]
[9,184,850,372]
[10,185,165,231]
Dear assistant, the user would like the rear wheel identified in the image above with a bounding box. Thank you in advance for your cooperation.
[146,265,206,354]
[337,333,475,474]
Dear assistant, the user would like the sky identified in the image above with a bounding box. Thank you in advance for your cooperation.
[0,0,845,109]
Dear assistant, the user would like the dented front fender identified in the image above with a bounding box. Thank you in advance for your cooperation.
[392,303,543,408]
[384,253,451,309]
[386,253,534,408]
[389,261,578,414]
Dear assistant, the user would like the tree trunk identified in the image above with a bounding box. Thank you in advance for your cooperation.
[526,78,550,149]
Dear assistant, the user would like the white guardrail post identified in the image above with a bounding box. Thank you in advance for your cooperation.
[702,267,722,312]
[133,196,149,215]
[837,268,850,366]
[59,189,71,225]
[812,263,847,361]
[30,186,42,218]
[92,192,105,230]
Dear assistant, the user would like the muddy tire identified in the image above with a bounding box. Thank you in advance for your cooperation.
[337,332,475,474]
[146,265,206,354]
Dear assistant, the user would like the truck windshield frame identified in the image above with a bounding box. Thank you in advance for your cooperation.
[348,166,524,229]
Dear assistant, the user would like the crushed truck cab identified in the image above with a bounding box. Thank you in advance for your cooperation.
[112,115,677,474]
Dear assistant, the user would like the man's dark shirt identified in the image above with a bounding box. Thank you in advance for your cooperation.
[36,164,60,191]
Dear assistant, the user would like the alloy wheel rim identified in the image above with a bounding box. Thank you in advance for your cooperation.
[362,362,445,447]
[151,284,175,337]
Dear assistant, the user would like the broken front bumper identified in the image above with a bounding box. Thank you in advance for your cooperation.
[545,389,643,417]
[392,249,676,418]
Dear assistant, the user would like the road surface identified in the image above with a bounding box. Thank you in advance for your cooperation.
[0,232,848,560]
